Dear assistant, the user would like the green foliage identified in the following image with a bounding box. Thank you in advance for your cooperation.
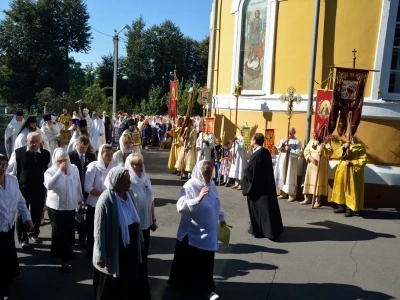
[138,85,166,115]
[0,0,91,108]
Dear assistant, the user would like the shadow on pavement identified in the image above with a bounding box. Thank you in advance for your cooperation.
[359,209,400,220]
[218,243,288,255]
[154,198,177,208]
[151,178,185,187]
[151,278,395,300]
[278,220,396,243]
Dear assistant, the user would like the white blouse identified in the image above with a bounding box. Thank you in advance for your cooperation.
[84,162,108,208]
[44,166,83,211]
[0,174,31,233]
[176,180,225,251]
[130,178,154,230]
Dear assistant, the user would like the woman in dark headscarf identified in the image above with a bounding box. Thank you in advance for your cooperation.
[93,166,144,300]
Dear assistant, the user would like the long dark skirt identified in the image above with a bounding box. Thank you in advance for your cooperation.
[168,235,216,297]
[0,225,19,297]
[138,228,151,299]
[47,207,76,261]
[93,223,145,300]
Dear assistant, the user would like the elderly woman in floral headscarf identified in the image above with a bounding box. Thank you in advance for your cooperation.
[93,166,144,300]
[44,148,83,272]
[168,160,226,300]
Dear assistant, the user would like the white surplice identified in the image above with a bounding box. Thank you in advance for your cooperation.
[14,128,50,152]
[90,118,106,151]
[40,122,60,155]
[4,116,24,158]
[274,137,303,195]
[196,132,214,162]
[228,135,248,181]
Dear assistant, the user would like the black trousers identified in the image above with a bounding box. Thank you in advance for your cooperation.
[0,225,20,298]
[138,228,151,300]
[86,205,95,257]
[16,188,46,242]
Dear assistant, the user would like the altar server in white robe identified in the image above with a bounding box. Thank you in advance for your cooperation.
[14,116,50,152]
[196,128,214,162]
[274,127,303,202]
[4,111,24,158]
[40,114,60,155]
[90,112,106,152]
[227,128,248,191]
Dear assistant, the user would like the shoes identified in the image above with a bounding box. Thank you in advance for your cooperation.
[176,172,181,176]
[277,195,287,199]
[21,242,30,250]
[334,208,345,213]
[300,200,311,205]
[287,196,296,202]
[344,209,354,217]
[172,170,178,175]
[207,292,219,300]
[236,186,242,190]
[220,182,226,186]
[313,202,321,208]
[225,183,230,187]
[231,185,238,189]
[61,263,72,273]
[29,236,41,243]
[180,176,188,180]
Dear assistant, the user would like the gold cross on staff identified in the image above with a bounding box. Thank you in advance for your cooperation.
[352,48,357,68]
[279,86,303,119]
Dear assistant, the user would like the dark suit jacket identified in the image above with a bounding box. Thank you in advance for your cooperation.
[69,149,96,198]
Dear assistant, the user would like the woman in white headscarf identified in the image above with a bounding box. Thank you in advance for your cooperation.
[113,134,135,167]
[93,166,144,300]
[44,148,83,273]
[84,144,116,257]
[125,153,156,300]
[168,160,226,300]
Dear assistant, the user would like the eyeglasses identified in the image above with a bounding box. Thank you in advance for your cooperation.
[0,162,9,168]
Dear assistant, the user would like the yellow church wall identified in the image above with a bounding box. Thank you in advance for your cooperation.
[273,0,382,96]
[213,0,383,97]
[213,0,236,95]
[213,109,400,167]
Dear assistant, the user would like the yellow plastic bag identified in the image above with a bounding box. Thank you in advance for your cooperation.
[217,223,232,247]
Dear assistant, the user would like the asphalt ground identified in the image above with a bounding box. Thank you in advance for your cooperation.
[8,148,400,300]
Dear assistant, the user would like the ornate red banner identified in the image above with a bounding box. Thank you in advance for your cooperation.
[314,90,333,142]
[205,117,215,135]
[168,80,178,119]
[264,129,275,151]
[328,68,369,137]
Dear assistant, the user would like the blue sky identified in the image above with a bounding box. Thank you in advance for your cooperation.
[0,0,213,66]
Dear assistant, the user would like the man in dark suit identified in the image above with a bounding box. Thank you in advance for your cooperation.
[7,132,52,249]
[242,133,284,240]
[68,135,96,247]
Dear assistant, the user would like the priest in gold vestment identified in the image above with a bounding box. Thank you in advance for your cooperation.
[331,137,367,217]
[167,117,183,173]
[174,122,197,179]
[301,136,333,207]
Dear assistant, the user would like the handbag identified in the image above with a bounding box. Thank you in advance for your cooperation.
[217,222,232,247]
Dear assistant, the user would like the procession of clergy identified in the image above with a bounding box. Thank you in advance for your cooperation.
[167,117,366,218]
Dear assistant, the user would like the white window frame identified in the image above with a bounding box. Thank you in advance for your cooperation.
[230,0,279,96]
[375,0,400,100]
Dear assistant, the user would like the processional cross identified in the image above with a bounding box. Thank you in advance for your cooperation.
[279,86,302,184]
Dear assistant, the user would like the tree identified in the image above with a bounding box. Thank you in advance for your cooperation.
[69,57,86,101]
[0,0,91,108]
[96,53,127,100]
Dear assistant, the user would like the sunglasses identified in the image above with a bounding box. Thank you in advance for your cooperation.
[0,162,9,168]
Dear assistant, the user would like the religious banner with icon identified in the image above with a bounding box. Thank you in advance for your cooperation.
[314,90,333,142]
[204,117,215,135]
[60,130,71,146]
[168,80,178,119]
[264,129,275,151]
[131,132,141,146]
[328,68,369,137]
[242,126,251,148]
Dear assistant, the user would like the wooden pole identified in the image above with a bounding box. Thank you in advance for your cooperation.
[282,116,291,185]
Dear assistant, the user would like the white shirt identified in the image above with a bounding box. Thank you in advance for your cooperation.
[44,166,83,211]
[84,162,108,207]
[0,174,31,232]
[130,177,154,230]
[117,193,140,226]
[7,147,52,176]
[176,180,225,251]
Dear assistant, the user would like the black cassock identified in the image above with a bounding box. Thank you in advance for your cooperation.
[242,147,283,239]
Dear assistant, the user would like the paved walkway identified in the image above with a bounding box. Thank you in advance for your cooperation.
[9,149,400,300]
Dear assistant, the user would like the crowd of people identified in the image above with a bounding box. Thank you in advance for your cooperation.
[0,108,367,300]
